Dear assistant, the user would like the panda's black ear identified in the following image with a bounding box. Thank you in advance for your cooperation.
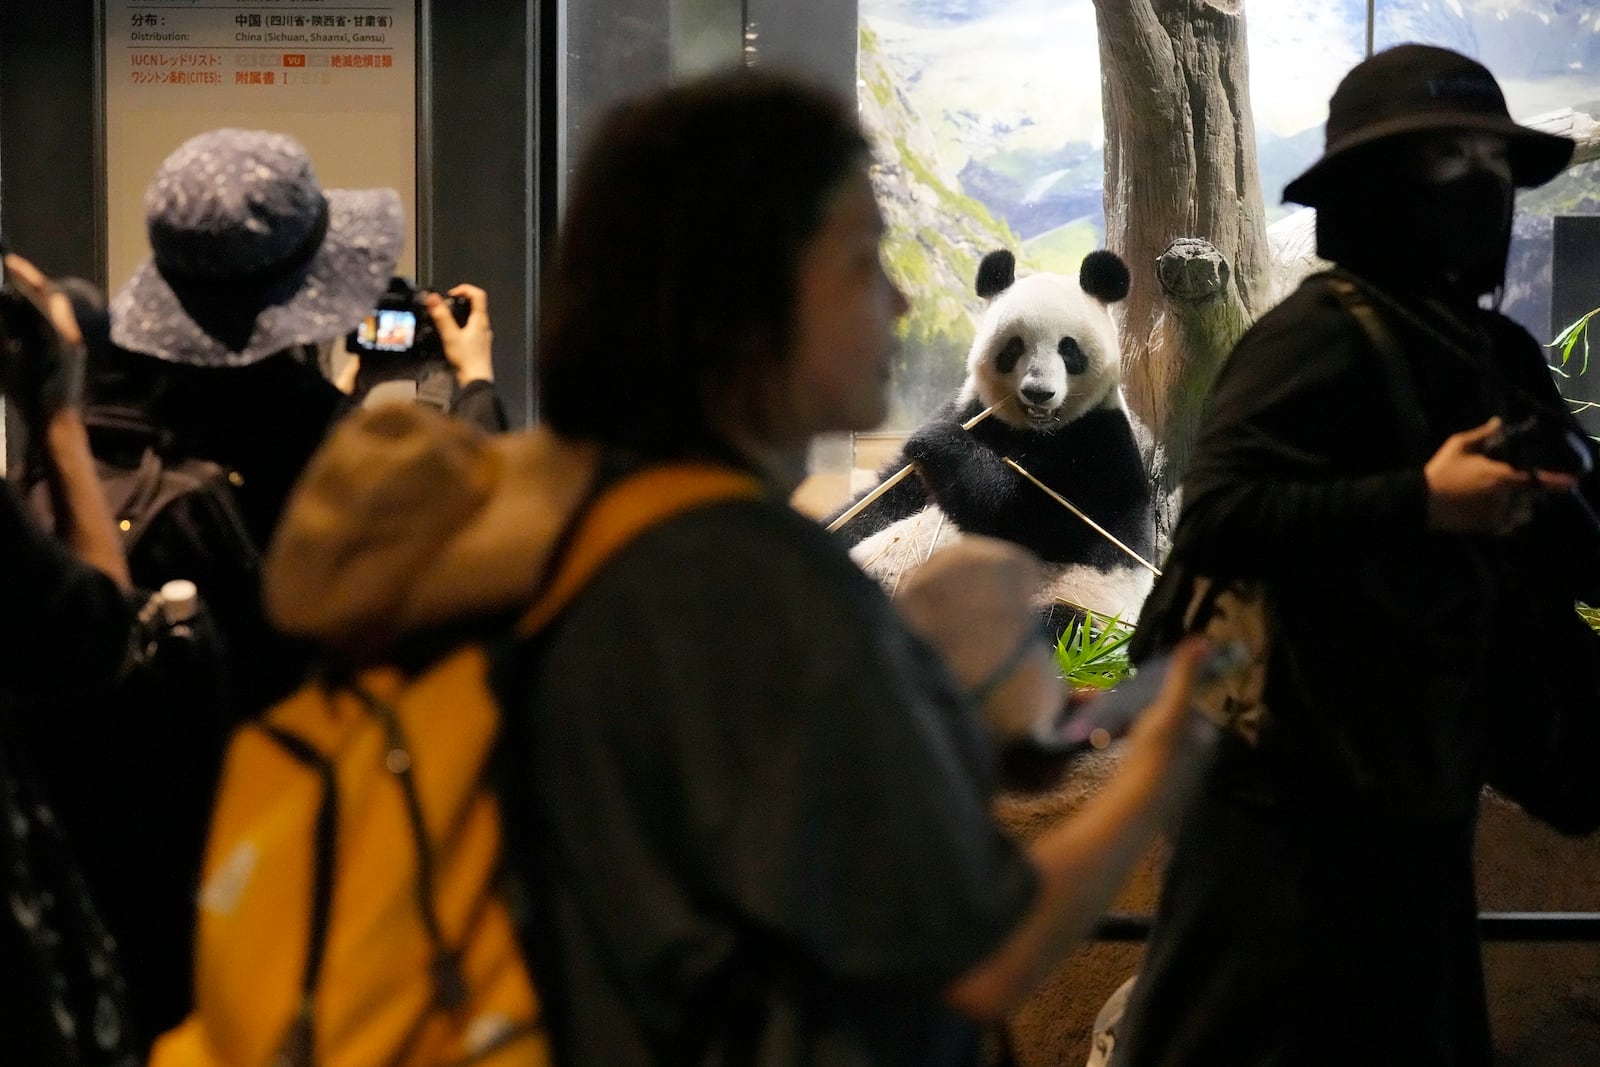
[1080,250,1131,304]
[975,250,1016,299]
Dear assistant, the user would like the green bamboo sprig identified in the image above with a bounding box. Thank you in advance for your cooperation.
[1054,612,1136,691]
[1549,307,1598,376]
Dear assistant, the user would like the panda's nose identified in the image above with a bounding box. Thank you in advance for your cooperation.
[1021,385,1055,406]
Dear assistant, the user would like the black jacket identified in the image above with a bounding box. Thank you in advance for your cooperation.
[1115,272,1600,1067]
[0,481,141,1067]
[34,346,509,1049]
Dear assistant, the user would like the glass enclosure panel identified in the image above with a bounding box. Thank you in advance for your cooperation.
[557,0,860,515]
[559,0,674,208]
[857,0,1368,439]
[558,0,762,209]
[857,1,1600,438]
[859,0,1106,435]
[558,1,1598,482]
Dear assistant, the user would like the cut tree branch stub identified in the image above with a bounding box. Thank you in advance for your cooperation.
[1158,238,1229,306]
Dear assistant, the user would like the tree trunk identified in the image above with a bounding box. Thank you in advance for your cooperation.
[1092,0,1270,524]
[1527,106,1600,167]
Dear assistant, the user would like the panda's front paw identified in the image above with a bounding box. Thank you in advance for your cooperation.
[902,427,975,495]
[903,422,966,465]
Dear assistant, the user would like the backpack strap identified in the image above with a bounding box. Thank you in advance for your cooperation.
[343,681,470,1013]
[1320,271,1431,459]
[486,459,760,1061]
[1133,274,1424,666]
[253,722,340,1067]
[514,462,763,637]
[82,403,175,448]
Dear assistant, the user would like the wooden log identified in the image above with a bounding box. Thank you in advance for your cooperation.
[1525,107,1600,168]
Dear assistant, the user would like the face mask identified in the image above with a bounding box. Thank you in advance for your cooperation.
[1396,169,1514,296]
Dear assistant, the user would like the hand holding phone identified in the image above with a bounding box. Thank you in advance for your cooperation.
[995,640,1247,792]
[1036,639,1251,753]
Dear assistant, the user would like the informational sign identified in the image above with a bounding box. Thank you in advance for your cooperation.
[104,1,418,292]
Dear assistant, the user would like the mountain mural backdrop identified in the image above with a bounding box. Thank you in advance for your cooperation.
[862,0,1600,427]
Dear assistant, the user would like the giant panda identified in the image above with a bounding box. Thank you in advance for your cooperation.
[827,248,1156,628]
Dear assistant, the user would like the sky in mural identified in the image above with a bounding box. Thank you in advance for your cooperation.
[862,0,1600,234]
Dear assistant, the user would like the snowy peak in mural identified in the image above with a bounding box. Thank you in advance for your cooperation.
[863,0,1042,28]
[1383,2,1600,80]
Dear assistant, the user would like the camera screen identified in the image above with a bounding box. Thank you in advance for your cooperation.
[354,308,418,353]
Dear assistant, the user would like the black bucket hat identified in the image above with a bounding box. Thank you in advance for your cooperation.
[1284,43,1574,207]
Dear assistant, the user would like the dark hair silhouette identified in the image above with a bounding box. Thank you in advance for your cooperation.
[538,67,871,454]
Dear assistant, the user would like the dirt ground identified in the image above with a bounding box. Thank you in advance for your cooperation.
[994,754,1600,1067]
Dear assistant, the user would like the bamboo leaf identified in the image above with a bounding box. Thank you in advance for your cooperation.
[1550,308,1599,374]
[1054,613,1136,690]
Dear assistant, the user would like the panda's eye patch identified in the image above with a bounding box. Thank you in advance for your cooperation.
[996,336,1026,374]
[1058,337,1088,375]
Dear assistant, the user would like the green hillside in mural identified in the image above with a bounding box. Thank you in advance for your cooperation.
[859,24,1028,428]
[1024,218,1101,275]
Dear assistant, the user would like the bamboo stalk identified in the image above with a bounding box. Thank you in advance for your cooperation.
[857,536,900,572]
[1052,594,1113,620]
[825,401,1003,533]
[923,511,948,565]
[1003,457,1163,577]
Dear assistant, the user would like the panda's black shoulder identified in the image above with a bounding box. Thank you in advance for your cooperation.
[942,393,986,424]
[905,392,984,444]
[1060,404,1138,438]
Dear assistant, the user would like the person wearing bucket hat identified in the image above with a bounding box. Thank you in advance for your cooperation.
[1110,45,1600,1066]
[1281,42,1575,302]
[87,128,502,724]
[68,130,505,1045]
[102,127,502,552]
[88,128,505,715]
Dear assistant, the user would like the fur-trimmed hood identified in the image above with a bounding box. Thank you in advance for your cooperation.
[263,404,600,662]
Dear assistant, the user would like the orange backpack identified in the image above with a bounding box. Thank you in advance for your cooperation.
[151,461,760,1067]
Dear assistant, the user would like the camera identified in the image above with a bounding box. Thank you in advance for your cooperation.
[0,240,80,421]
[345,276,470,405]
[1482,413,1595,477]
[347,276,470,361]
[0,243,47,369]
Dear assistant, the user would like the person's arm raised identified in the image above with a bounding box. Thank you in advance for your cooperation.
[431,283,507,432]
[4,253,130,591]
[944,637,1216,1021]
[430,283,494,387]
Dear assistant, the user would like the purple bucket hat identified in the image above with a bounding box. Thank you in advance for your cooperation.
[110,128,405,367]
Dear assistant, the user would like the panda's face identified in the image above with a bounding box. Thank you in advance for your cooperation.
[967,274,1121,431]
